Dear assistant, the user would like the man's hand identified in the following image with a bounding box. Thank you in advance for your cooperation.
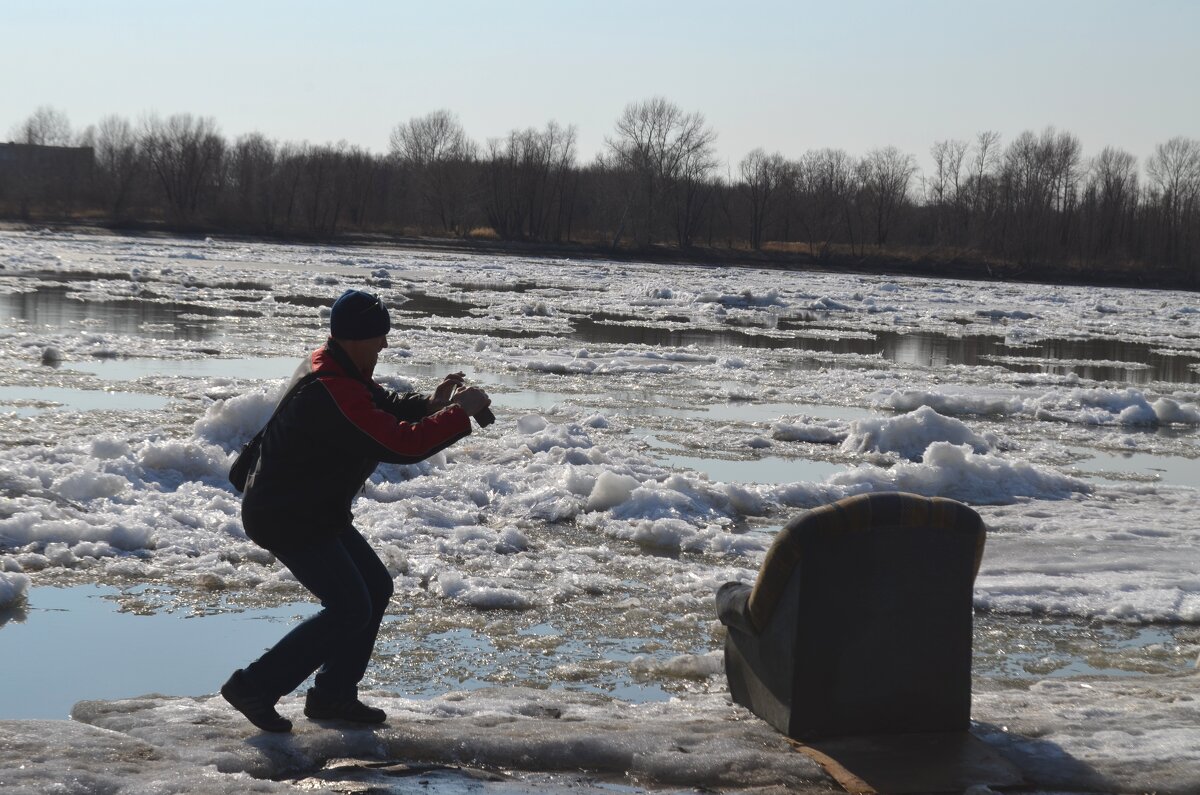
[430,372,466,411]
[450,385,491,418]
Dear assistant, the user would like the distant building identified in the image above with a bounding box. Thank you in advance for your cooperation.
[0,142,93,174]
[0,143,94,214]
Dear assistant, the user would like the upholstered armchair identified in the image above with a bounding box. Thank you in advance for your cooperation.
[717,492,986,740]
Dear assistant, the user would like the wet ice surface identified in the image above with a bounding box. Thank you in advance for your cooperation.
[61,688,836,795]
[1,230,1199,792]
[2,675,1197,795]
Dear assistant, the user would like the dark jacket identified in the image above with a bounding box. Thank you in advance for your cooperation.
[241,340,472,549]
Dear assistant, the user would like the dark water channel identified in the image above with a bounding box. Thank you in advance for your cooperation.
[570,317,1197,384]
[0,284,230,341]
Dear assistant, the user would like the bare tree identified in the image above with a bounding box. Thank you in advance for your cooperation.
[1081,146,1138,258]
[858,146,917,246]
[274,142,308,231]
[605,97,718,247]
[226,132,277,229]
[339,145,380,230]
[964,131,1001,244]
[998,128,1083,261]
[1146,137,1200,270]
[1049,130,1083,251]
[389,110,477,234]
[1000,130,1051,259]
[795,148,857,258]
[93,115,142,218]
[482,122,577,241]
[1148,137,1200,203]
[140,114,224,222]
[738,148,788,249]
[927,139,968,243]
[669,117,720,248]
[297,143,339,234]
[10,106,73,147]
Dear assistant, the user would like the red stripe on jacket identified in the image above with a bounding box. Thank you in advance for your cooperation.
[317,374,471,459]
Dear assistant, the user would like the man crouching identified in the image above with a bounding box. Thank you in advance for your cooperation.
[221,288,491,732]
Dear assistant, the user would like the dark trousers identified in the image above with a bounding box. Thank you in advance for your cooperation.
[243,526,394,701]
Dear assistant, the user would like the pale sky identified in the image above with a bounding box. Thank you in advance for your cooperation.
[3,0,1197,172]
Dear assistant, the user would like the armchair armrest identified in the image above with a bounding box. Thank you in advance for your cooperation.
[716,581,757,635]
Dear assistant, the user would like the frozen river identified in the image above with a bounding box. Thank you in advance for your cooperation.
[0,230,1198,792]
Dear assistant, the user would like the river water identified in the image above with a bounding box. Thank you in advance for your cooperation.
[0,232,1197,722]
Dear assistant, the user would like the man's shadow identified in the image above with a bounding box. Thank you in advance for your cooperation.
[972,720,1113,793]
[244,719,387,753]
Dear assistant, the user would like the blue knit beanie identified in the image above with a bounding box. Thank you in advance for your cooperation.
[330,289,391,340]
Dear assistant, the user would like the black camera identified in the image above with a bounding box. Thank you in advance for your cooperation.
[475,406,495,428]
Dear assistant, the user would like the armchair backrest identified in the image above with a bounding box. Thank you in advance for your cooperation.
[740,492,986,739]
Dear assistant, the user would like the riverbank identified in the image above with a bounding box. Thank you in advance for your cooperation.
[3,218,1194,292]
[2,675,1198,794]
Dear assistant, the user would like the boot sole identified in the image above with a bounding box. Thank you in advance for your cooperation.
[221,684,293,733]
[304,708,386,724]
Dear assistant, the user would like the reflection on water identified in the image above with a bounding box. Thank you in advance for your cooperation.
[1070,446,1200,488]
[0,585,310,719]
[640,437,842,484]
[0,584,686,720]
[663,400,870,423]
[69,356,302,382]
[397,293,480,318]
[0,385,169,415]
[451,280,539,293]
[974,613,1195,679]
[0,285,225,340]
[383,624,675,704]
[571,317,1198,384]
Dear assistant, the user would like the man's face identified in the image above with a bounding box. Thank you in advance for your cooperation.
[345,335,388,377]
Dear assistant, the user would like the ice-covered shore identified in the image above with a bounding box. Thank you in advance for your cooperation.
[1,674,1198,794]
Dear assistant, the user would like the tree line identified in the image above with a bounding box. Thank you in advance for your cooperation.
[3,102,1198,285]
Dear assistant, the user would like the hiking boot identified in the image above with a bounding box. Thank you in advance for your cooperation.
[220,670,292,733]
[304,688,387,724]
